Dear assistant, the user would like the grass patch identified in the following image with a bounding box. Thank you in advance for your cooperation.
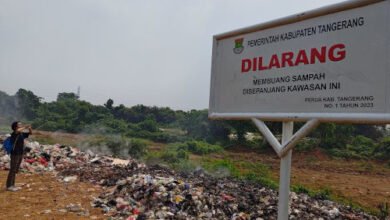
[201,158,241,177]
[175,140,223,155]
[30,136,59,145]
[291,185,330,199]
[144,140,223,173]
[200,157,278,189]
[143,150,196,173]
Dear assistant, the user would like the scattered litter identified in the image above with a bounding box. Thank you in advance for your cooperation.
[40,209,52,214]
[66,203,82,212]
[57,209,68,213]
[0,135,379,219]
[63,176,77,183]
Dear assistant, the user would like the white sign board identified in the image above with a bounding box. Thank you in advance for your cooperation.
[209,0,390,122]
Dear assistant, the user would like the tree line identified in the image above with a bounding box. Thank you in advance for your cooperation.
[0,88,389,160]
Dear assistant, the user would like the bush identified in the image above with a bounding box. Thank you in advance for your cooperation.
[138,119,158,132]
[207,159,241,177]
[373,136,390,160]
[175,140,223,155]
[295,138,318,153]
[128,138,148,159]
[245,170,260,181]
[177,149,189,160]
[148,132,187,143]
[170,160,196,173]
[319,137,346,151]
[160,150,180,164]
[156,148,193,172]
[327,135,377,159]
[316,188,331,200]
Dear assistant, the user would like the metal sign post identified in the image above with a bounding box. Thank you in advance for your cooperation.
[278,121,293,220]
[252,119,319,219]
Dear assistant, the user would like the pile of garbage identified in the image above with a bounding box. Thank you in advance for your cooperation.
[0,135,379,219]
[59,164,377,220]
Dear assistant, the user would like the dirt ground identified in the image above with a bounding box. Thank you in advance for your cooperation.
[224,147,390,212]
[0,171,106,220]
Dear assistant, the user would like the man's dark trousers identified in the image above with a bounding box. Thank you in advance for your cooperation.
[6,154,23,188]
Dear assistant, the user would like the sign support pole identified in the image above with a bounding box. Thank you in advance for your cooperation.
[278,121,293,220]
[252,118,319,220]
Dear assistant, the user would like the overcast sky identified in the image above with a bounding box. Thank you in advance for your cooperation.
[0,0,344,110]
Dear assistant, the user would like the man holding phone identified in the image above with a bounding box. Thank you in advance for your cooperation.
[6,121,33,191]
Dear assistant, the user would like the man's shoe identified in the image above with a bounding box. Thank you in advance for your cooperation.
[7,186,19,191]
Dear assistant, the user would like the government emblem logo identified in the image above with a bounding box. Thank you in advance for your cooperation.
[233,38,244,54]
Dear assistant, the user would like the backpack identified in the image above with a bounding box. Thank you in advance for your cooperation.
[3,134,20,154]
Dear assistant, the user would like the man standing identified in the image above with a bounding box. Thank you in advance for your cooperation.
[6,121,32,191]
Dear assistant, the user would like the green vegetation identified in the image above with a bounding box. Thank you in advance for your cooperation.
[2,88,389,216]
[323,135,390,160]
[291,185,330,199]
[1,88,389,162]
[295,138,318,153]
[200,158,278,189]
[202,158,241,177]
[373,136,390,160]
[143,141,277,188]
[378,202,389,220]
[308,123,389,160]
[143,140,222,172]
[143,148,195,173]
[1,88,388,162]
[30,136,60,145]
[174,140,223,155]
